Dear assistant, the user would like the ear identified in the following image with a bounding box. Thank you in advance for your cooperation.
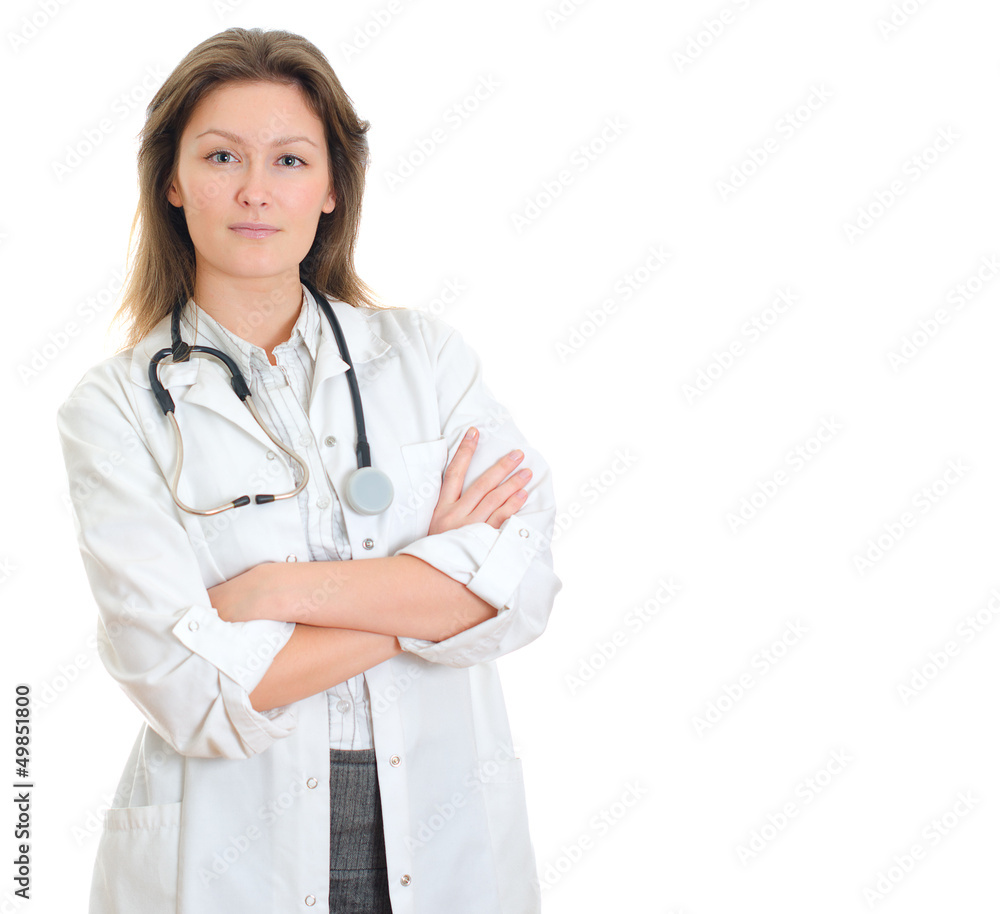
[167,182,182,208]
[322,184,336,214]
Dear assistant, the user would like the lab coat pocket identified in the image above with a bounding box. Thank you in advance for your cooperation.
[398,437,448,531]
[476,755,525,785]
[91,801,181,913]
[476,758,541,912]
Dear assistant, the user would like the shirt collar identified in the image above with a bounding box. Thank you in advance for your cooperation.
[179,281,322,380]
[129,282,392,392]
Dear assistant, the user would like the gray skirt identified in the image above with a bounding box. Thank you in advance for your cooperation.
[329,748,393,913]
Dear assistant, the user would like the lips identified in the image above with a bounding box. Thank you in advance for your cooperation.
[230,223,279,239]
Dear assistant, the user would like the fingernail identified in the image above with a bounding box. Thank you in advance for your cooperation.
[508,449,522,461]
[465,428,477,440]
[517,468,531,477]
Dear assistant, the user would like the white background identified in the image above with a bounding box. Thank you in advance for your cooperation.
[4,0,1000,911]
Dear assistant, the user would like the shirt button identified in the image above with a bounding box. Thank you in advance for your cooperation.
[266,450,276,460]
[285,555,298,562]
[188,621,199,631]
[363,538,374,550]
[519,528,530,538]
[400,874,411,886]
[324,436,336,447]
[298,432,313,447]
[304,896,316,906]
[306,777,318,789]
[390,755,401,767]
[317,496,330,509]
[337,700,351,713]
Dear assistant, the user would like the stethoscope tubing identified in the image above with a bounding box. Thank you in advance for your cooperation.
[308,283,373,470]
[148,278,384,516]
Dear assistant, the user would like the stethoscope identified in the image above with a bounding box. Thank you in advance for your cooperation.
[148,278,394,517]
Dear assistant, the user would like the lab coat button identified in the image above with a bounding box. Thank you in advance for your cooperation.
[400,874,411,886]
[389,755,401,767]
[306,777,318,789]
[317,496,330,509]
[286,555,298,562]
[304,895,316,906]
[188,621,199,631]
[337,700,351,713]
[324,435,336,447]
[519,527,529,537]
[363,538,374,550]
[299,433,313,447]
[266,450,276,460]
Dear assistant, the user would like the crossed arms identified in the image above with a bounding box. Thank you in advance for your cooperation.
[208,433,533,711]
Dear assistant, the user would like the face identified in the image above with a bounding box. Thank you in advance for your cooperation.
[167,80,335,288]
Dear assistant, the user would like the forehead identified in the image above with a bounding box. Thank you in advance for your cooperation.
[185,81,322,141]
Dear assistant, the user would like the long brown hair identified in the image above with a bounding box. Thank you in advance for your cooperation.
[113,27,387,351]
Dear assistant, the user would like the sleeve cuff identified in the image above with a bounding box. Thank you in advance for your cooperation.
[220,675,299,756]
[394,522,497,584]
[172,605,296,695]
[468,516,544,607]
[392,516,544,658]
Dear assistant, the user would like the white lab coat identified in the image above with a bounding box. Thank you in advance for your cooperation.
[56,291,562,914]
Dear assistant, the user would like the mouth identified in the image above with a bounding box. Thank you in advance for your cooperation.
[230,223,279,238]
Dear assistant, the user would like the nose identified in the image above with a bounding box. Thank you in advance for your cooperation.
[237,158,272,208]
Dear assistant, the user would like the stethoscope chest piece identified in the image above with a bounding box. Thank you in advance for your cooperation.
[345,466,394,516]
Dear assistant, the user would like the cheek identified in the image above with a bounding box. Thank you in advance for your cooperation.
[183,195,230,242]
[181,170,234,218]
[282,179,330,215]
[180,209,217,249]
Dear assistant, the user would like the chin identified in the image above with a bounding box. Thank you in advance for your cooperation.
[224,256,291,277]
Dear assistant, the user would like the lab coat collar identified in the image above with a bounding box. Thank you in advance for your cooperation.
[180,282,325,384]
[129,284,391,389]
[128,284,391,452]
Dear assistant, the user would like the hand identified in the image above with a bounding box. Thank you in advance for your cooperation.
[428,427,531,535]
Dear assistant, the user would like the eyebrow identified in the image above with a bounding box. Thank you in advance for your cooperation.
[195,128,318,148]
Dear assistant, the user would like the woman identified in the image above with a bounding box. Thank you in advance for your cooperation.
[56,27,561,914]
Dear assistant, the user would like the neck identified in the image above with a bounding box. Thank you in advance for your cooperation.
[192,267,304,358]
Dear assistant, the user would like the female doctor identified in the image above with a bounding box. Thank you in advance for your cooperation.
[56,26,561,914]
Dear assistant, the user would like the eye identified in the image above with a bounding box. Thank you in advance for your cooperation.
[204,150,306,168]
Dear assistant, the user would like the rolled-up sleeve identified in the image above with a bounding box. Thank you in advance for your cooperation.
[393,320,563,667]
[57,371,298,759]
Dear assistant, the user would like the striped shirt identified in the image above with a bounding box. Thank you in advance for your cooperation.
[180,282,374,749]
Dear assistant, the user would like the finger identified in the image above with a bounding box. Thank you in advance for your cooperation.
[437,428,479,505]
[459,448,526,510]
[467,466,532,524]
[485,489,529,528]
